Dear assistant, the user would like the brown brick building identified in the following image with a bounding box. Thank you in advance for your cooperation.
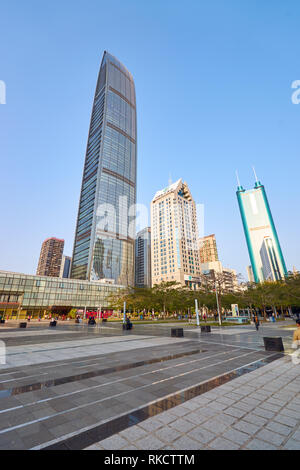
[36,238,64,277]
[199,234,219,264]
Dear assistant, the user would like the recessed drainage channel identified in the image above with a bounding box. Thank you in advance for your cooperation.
[0,348,204,398]
[40,352,283,450]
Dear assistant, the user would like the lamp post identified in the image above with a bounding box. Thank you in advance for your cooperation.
[195,299,200,327]
[215,282,221,326]
[123,301,126,324]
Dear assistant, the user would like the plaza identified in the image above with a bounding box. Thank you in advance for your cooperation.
[0,319,298,450]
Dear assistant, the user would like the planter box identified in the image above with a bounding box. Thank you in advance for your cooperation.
[201,325,211,333]
[171,328,184,338]
[263,337,284,352]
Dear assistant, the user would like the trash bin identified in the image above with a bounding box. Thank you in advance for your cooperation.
[171,328,184,337]
[19,322,27,328]
[263,337,284,352]
[49,320,57,327]
[88,318,96,325]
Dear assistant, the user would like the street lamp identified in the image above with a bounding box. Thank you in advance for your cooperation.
[215,282,221,326]
[123,301,126,324]
[195,299,200,327]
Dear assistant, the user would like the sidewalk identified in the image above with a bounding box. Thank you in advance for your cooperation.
[85,356,300,450]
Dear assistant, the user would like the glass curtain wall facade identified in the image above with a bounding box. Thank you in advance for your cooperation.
[71,52,137,286]
[236,179,287,283]
[0,271,123,318]
[135,227,152,288]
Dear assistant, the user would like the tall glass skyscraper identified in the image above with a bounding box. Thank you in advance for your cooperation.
[70,52,137,286]
[236,177,287,283]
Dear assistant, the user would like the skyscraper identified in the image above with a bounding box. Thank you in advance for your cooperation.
[36,238,64,277]
[236,174,287,283]
[135,227,151,288]
[151,179,201,289]
[70,52,137,286]
[59,255,72,278]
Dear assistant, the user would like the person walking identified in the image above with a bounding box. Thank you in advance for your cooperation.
[254,314,260,331]
[292,319,300,347]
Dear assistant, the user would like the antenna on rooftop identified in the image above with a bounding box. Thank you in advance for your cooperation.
[252,166,259,183]
[236,170,241,187]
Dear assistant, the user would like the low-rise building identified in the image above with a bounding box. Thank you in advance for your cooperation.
[0,270,123,319]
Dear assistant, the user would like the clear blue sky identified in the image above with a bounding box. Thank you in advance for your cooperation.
[1,0,299,280]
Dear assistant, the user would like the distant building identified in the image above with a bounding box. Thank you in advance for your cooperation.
[59,256,72,279]
[151,179,201,289]
[199,234,219,263]
[236,175,287,283]
[201,261,238,292]
[135,228,151,288]
[36,238,64,278]
[247,265,255,283]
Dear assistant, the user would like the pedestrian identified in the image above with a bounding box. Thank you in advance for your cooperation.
[254,315,260,331]
[292,319,300,348]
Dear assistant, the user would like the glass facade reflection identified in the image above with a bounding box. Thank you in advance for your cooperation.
[71,52,137,286]
[0,270,123,317]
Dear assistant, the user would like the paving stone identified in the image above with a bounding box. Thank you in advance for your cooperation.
[283,439,300,450]
[255,429,286,446]
[155,426,182,443]
[290,429,300,441]
[184,412,209,426]
[274,414,299,428]
[222,427,249,445]
[169,418,196,433]
[139,419,164,432]
[188,426,216,444]
[215,396,235,406]
[259,402,282,413]
[265,421,293,437]
[233,402,256,412]
[216,413,237,426]
[172,435,202,450]
[233,420,261,435]
[119,425,148,441]
[245,439,278,450]
[135,434,165,450]
[201,418,229,434]
[206,401,228,411]
[224,407,246,418]
[84,443,104,450]
[100,434,128,450]
[124,444,139,450]
[182,400,203,411]
[252,407,276,419]
[286,403,300,414]
[280,407,300,419]
[243,413,268,427]
[168,406,190,418]
[155,411,177,425]
[208,437,240,450]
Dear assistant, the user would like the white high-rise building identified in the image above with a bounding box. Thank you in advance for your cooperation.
[151,179,201,289]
